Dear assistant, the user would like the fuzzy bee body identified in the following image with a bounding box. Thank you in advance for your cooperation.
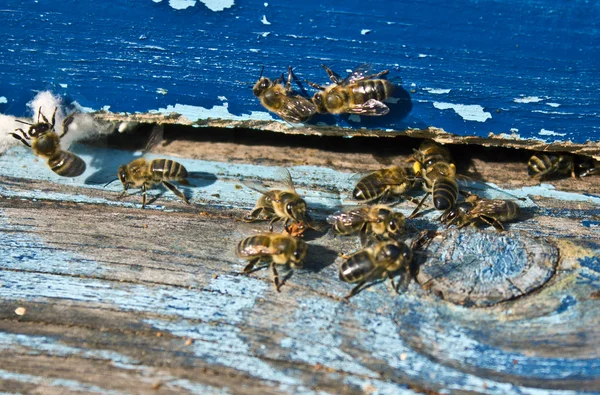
[236,233,308,291]
[327,204,405,246]
[352,166,415,203]
[441,194,520,232]
[528,154,575,180]
[243,168,311,234]
[339,240,412,299]
[410,140,458,218]
[11,107,86,177]
[116,158,190,208]
[253,66,316,123]
[309,64,394,116]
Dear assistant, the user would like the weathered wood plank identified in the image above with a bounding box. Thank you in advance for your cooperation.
[1,137,600,394]
[1,0,599,151]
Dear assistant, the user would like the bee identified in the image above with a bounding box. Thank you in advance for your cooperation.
[109,158,191,209]
[10,107,86,177]
[236,233,308,292]
[243,168,312,233]
[410,140,458,218]
[327,205,406,246]
[440,194,520,232]
[351,166,416,203]
[528,154,575,180]
[253,66,316,123]
[307,64,394,116]
[339,240,412,299]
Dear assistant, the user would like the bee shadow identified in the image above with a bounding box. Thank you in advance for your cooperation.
[302,244,339,273]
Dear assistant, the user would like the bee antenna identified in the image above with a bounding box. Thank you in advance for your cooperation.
[15,119,33,125]
[259,65,265,79]
[104,178,119,188]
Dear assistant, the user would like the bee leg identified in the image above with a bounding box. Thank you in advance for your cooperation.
[141,183,148,209]
[243,258,260,274]
[285,66,294,92]
[49,107,57,129]
[271,262,281,292]
[359,69,389,81]
[408,192,430,219]
[244,207,263,222]
[283,218,292,234]
[401,195,423,206]
[9,130,32,147]
[479,215,505,232]
[268,217,281,232]
[387,272,400,295]
[306,80,326,90]
[321,64,343,84]
[344,281,366,300]
[162,181,190,205]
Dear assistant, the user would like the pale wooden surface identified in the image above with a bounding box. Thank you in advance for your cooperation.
[1,134,600,394]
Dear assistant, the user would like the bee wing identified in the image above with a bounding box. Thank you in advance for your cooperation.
[326,208,369,226]
[343,63,373,84]
[278,96,316,124]
[470,199,515,216]
[238,244,277,257]
[241,179,272,195]
[273,167,297,192]
[143,124,165,153]
[348,99,390,116]
[242,168,296,195]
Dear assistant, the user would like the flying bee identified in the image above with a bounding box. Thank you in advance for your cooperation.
[243,168,312,234]
[409,140,459,218]
[528,154,575,180]
[440,193,520,232]
[351,166,416,203]
[10,107,86,177]
[307,64,394,116]
[236,233,308,292]
[327,205,406,246]
[253,66,316,123]
[339,240,413,299]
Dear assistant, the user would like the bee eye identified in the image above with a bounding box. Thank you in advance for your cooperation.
[389,220,397,231]
[286,203,293,213]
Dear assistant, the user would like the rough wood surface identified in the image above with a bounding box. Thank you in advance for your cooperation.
[1,136,600,394]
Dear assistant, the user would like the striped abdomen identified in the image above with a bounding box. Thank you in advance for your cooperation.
[432,177,459,210]
[528,154,573,178]
[47,151,86,177]
[353,174,387,202]
[339,250,376,283]
[150,159,188,181]
[236,235,272,259]
[485,200,520,222]
[350,79,394,105]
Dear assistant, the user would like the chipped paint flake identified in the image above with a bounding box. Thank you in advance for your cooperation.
[168,0,195,10]
[539,128,566,137]
[546,102,561,107]
[156,88,168,95]
[514,96,543,103]
[424,87,451,94]
[199,0,235,11]
[261,32,270,38]
[360,29,371,35]
[0,96,6,104]
[150,101,275,122]
[433,102,492,122]
[261,15,271,25]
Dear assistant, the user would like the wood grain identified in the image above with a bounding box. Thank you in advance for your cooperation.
[1,137,600,393]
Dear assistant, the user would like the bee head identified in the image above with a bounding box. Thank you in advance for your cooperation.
[117,165,129,188]
[312,92,328,113]
[252,77,272,97]
[285,198,308,223]
[387,212,406,236]
[440,202,471,226]
[289,239,308,269]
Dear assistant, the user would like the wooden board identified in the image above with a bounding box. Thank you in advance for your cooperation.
[1,0,599,155]
[1,135,600,393]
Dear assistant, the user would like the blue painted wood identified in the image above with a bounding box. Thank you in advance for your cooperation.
[1,0,599,146]
[1,143,600,393]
